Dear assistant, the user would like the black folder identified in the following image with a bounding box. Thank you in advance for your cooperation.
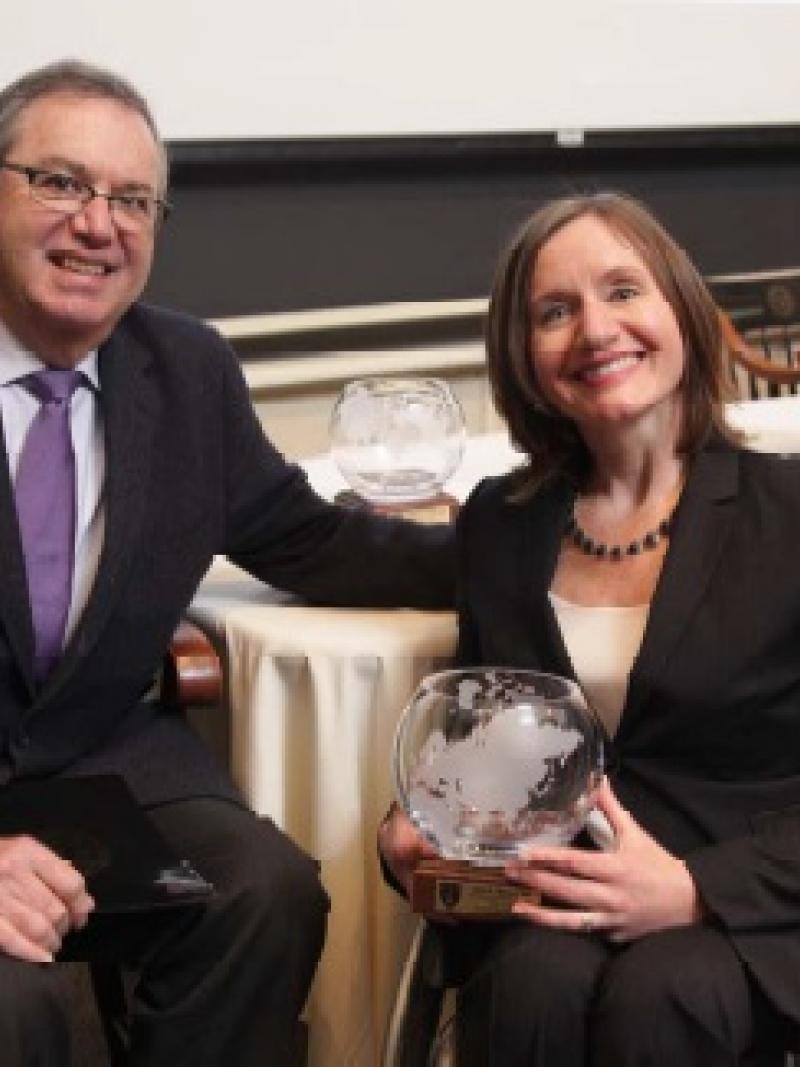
[0,775,214,913]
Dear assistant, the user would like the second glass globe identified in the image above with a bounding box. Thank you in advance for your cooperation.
[393,668,605,865]
[330,377,466,505]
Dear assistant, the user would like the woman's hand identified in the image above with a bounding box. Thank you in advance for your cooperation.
[505,777,705,941]
[378,804,438,898]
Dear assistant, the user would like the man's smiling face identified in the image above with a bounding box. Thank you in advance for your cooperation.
[0,91,161,366]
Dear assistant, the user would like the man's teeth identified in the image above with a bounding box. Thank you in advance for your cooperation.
[55,255,107,276]
[581,355,640,381]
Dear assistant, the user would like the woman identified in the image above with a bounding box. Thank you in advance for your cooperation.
[379,193,800,1065]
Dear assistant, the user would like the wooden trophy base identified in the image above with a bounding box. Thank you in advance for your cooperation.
[411,859,540,921]
[334,490,459,525]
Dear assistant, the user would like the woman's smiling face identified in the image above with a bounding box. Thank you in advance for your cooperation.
[528,213,686,437]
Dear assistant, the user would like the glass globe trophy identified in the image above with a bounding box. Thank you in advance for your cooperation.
[393,668,605,918]
[330,377,466,522]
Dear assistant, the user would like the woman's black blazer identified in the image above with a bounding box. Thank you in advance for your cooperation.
[456,440,800,1025]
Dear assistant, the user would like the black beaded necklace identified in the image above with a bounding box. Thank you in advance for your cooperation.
[565,508,673,562]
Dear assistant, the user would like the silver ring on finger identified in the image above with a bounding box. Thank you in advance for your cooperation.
[579,914,594,935]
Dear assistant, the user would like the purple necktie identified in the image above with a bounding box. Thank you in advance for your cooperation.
[14,369,83,681]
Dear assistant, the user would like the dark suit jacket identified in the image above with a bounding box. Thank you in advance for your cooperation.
[0,303,455,807]
[456,440,800,1026]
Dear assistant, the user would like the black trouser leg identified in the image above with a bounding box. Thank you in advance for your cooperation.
[454,923,610,1067]
[592,926,780,1067]
[0,955,74,1066]
[453,922,786,1067]
[62,797,329,1067]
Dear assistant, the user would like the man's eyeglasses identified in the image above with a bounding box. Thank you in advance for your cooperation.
[0,162,171,232]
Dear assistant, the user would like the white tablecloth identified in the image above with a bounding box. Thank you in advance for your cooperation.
[189,403,800,1066]
[191,572,457,1066]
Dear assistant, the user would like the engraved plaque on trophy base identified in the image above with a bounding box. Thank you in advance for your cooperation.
[411,859,540,921]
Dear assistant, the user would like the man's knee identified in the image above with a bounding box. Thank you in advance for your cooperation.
[153,799,330,962]
[126,809,328,1063]
[248,828,326,947]
[210,814,329,976]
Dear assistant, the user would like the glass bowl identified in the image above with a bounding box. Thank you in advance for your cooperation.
[393,668,604,865]
[329,377,466,504]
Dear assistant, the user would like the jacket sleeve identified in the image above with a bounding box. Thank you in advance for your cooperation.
[216,340,457,610]
[453,482,484,666]
[685,806,800,934]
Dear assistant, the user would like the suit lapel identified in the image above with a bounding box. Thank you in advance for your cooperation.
[619,445,740,738]
[36,322,158,702]
[524,478,577,680]
[0,414,36,693]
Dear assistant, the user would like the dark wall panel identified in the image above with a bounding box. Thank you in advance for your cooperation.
[144,134,800,320]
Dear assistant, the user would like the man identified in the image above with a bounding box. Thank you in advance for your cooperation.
[0,60,454,1065]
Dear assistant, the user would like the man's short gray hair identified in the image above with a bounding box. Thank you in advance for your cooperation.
[0,59,168,195]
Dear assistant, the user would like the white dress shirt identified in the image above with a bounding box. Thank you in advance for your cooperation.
[0,321,105,646]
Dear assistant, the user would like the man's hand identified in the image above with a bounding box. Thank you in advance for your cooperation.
[0,836,95,962]
[504,778,704,942]
[378,805,437,897]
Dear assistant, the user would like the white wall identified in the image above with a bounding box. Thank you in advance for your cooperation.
[3,1,799,141]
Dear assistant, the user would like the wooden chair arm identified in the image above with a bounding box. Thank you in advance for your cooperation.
[161,620,222,708]
[719,310,800,386]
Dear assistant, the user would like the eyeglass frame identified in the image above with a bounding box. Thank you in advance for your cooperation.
[0,161,171,230]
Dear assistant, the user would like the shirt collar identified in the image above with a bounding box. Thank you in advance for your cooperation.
[0,319,100,391]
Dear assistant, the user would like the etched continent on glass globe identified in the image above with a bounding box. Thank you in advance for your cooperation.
[329,377,466,504]
[393,669,604,865]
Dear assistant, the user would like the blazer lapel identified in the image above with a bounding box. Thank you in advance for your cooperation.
[35,323,158,701]
[0,416,36,694]
[619,445,740,738]
[525,477,577,680]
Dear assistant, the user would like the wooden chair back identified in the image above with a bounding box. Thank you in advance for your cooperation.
[719,311,800,398]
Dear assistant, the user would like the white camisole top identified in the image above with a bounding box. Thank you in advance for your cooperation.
[548,592,649,738]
